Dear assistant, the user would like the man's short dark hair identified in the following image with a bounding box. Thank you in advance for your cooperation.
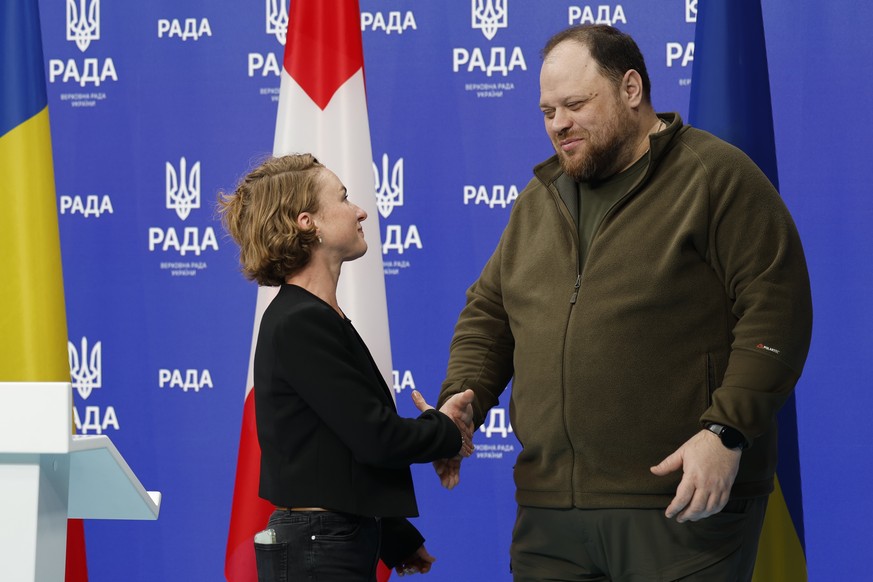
[542,24,652,104]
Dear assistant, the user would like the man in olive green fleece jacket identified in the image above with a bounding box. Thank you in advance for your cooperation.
[436,25,812,581]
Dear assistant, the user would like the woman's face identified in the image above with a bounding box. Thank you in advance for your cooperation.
[311,169,368,262]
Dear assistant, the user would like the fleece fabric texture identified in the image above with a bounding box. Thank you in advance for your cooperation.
[440,113,812,509]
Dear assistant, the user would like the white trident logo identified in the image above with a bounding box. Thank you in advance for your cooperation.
[266,0,289,45]
[472,0,507,41]
[69,337,102,400]
[685,0,698,23]
[373,154,404,219]
[66,0,100,53]
[166,157,201,221]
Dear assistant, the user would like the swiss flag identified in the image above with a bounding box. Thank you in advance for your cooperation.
[65,519,88,581]
[224,1,394,580]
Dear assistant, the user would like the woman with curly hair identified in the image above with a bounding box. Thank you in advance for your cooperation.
[218,154,473,581]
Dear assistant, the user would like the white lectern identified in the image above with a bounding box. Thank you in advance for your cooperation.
[0,382,161,582]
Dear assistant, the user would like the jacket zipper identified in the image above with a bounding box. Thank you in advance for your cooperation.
[575,130,665,298]
[583,135,666,278]
[542,181,584,304]
[537,122,669,506]
[570,274,582,304]
[544,181,581,503]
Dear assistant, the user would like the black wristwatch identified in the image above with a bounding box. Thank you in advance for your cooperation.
[704,423,748,450]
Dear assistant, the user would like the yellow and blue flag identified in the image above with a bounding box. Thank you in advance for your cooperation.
[690,1,807,580]
[1,0,69,377]
[1,1,89,579]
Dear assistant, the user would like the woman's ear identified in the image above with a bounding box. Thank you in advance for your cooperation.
[297,211,313,229]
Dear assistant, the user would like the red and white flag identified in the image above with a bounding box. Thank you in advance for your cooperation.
[224,1,393,580]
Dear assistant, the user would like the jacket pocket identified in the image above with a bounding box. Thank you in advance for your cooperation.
[705,353,715,407]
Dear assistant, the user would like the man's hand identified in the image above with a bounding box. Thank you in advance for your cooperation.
[412,389,475,489]
[395,544,436,576]
[412,389,475,457]
[439,389,475,457]
[650,429,742,522]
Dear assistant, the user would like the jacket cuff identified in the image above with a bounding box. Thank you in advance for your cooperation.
[702,348,801,441]
[379,517,425,568]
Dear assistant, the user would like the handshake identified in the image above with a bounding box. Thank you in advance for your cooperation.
[411,389,475,490]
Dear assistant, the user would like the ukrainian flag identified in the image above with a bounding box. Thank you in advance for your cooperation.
[1,0,69,378]
[689,1,807,580]
[1,2,88,578]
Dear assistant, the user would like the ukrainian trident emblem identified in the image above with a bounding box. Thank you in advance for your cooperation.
[166,157,201,221]
[69,337,102,400]
[67,0,100,52]
[266,0,289,45]
[472,0,507,41]
[374,154,404,219]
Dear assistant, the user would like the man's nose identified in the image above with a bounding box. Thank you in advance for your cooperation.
[550,109,572,135]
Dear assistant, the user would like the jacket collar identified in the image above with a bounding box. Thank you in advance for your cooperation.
[533,112,684,189]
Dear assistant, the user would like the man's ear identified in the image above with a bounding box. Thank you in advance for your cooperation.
[622,69,644,108]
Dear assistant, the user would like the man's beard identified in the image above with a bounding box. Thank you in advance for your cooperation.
[557,108,638,182]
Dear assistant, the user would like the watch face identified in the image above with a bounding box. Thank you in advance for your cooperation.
[720,426,745,449]
[707,423,745,449]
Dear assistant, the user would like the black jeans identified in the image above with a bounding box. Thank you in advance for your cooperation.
[254,510,381,582]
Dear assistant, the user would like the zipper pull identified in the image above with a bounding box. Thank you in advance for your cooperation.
[570,274,582,304]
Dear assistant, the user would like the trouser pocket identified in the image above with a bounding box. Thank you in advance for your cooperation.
[254,541,289,582]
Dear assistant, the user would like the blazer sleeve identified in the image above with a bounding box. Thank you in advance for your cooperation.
[275,303,461,468]
[379,517,425,569]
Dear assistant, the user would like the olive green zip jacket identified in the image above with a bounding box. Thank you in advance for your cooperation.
[439,113,812,508]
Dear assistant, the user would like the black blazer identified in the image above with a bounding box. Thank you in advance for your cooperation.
[253,284,461,565]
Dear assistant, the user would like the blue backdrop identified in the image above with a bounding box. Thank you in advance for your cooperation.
[37,1,872,580]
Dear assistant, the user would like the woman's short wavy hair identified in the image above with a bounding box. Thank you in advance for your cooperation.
[217,154,324,286]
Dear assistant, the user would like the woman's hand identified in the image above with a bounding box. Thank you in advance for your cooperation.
[411,389,475,457]
[395,544,436,576]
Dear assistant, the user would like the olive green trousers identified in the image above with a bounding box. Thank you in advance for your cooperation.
[510,498,768,582]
